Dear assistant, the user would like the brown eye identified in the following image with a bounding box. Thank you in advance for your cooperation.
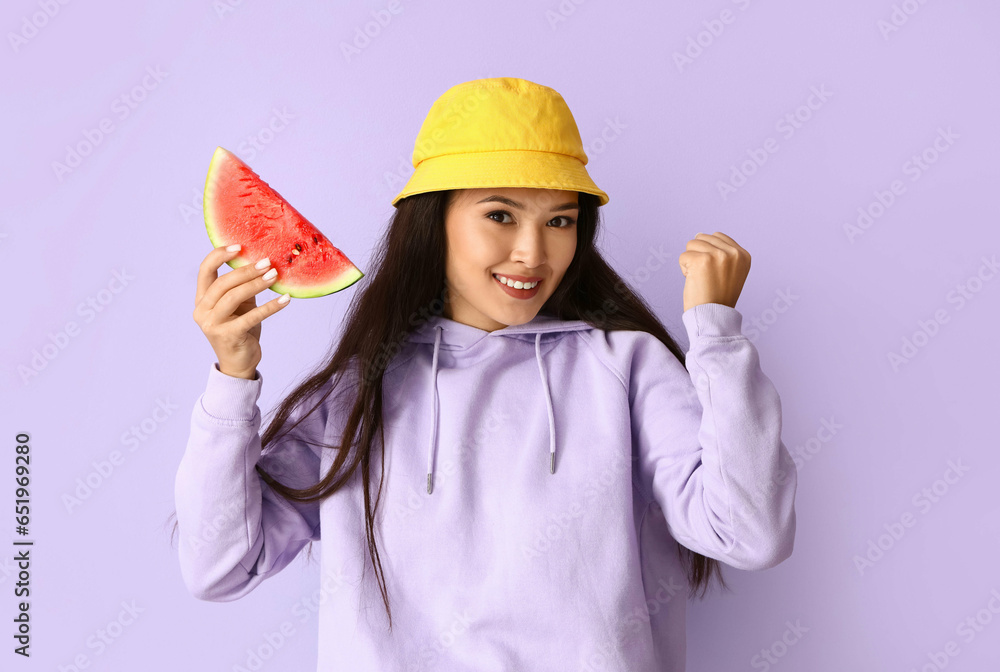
[487,211,513,224]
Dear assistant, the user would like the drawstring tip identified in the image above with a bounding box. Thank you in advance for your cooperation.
[427,472,433,495]
[550,453,555,474]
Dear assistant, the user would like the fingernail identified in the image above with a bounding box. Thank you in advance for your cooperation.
[262,268,277,281]
[226,244,241,252]
[255,257,271,270]
[278,294,290,304]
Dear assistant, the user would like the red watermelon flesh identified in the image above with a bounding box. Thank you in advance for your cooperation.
[203,146,364,298]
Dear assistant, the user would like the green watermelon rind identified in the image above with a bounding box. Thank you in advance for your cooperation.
[225,256,365,298]
[202,146,365,299]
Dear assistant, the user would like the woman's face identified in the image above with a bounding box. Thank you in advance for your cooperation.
[442,187,579,332]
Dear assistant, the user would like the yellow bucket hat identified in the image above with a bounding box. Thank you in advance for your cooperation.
[391,77,609,208]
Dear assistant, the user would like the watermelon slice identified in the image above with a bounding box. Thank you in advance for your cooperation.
[203,146,364,298]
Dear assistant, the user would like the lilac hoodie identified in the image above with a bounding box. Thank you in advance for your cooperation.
[174,302,797,672]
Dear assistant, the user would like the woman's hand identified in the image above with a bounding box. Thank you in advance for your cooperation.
[192,245,290,379]
[678,232,751,313]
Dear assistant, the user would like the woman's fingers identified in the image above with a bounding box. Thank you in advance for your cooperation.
[195,246,241,306]
[229,293,291,335]
[195,247,273,315]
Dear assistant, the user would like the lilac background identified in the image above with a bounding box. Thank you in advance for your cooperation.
[3,0,999,670]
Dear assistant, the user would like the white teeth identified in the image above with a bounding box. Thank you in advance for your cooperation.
[494,274,537,289]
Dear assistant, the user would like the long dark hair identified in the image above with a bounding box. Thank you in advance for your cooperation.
[169,188,728,630]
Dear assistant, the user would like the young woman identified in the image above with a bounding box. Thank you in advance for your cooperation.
[174,77,797,672]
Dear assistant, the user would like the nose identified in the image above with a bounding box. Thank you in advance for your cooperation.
[509,225,547,269]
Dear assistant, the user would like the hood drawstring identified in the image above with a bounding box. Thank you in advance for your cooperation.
[425,328,558,495]
[535,331,557,476]
[426,325,442,495]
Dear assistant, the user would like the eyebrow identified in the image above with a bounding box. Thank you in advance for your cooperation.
[475,195,580,212]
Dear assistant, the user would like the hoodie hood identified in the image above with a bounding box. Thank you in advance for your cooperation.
[406,312,594,495]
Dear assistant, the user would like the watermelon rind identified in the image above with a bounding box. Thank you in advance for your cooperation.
[223,255,364,299]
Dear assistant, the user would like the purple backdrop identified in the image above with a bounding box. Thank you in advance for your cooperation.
[3,0,999,670]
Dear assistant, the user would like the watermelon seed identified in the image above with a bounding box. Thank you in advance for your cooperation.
[287,255,294,264]
[294,243,302,252]
[312,235,319,244]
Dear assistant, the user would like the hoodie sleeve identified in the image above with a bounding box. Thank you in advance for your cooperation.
[626,303,797,571]
[174,362,330,601]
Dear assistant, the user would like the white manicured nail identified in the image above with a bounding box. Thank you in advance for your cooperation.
[255,257,271,270]
[262,268,277,281]
[226,244,241,252]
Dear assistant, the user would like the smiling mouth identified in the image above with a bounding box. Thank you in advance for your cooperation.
[492,273,542,299]
[492,273,540,289]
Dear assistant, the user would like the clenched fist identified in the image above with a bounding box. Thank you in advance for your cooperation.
[678,232,751,313]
